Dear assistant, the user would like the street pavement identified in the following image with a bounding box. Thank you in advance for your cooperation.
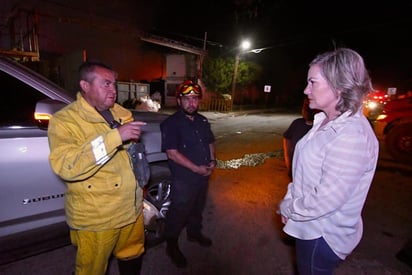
[0,108,411,275]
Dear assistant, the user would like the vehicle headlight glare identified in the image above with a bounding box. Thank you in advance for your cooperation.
[368,101,378,109]
[376,114,387,121]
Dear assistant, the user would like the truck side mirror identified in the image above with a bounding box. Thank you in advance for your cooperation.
[34,99,66,129]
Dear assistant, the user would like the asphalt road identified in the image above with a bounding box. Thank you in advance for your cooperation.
[1,110,411,275]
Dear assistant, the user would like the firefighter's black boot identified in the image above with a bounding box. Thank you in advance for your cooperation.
[166,238,187,268]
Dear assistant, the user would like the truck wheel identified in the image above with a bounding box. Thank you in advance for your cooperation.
[386,123,412,162]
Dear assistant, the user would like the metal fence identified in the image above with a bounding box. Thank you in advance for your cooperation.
[200,98,232,112]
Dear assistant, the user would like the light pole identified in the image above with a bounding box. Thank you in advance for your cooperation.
[230,40,251,110]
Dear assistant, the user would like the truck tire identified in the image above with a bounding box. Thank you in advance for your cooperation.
[386,122,412,162]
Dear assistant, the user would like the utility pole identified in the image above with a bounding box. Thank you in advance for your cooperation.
[230,54,240,111]
[230,40,251,111]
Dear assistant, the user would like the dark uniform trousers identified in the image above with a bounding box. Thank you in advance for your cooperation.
[164,177,209,239]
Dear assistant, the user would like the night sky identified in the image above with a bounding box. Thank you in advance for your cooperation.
[2,0,412,94]
[141,0,412,93]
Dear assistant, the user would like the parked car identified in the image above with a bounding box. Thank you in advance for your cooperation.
[0,56,170,264]
[373,97,412,162]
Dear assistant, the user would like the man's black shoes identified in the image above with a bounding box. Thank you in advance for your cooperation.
[166,241,187,268]
[165,234,211,268]
[187,234,212,247]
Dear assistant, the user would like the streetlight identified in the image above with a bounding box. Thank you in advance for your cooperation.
[230,40,251,110]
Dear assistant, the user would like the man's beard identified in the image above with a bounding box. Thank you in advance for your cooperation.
[182,107,198,116]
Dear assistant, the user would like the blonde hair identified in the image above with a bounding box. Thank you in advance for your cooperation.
[310,48,373,115]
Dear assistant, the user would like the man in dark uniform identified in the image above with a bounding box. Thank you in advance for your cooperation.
[160,80,216,268]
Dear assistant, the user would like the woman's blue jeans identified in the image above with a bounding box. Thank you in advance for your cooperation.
[295,237,342,275]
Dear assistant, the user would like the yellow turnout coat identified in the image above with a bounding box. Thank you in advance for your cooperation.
[48,93,142,231]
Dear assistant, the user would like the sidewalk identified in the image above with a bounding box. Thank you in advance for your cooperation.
[160,106,289,120]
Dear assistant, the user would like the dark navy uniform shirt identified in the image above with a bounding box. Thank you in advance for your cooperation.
[160,110,215,180]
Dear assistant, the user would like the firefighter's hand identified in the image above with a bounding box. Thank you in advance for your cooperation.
[117,121,146,142]
[194,165,213,176]
[208,160,217,169]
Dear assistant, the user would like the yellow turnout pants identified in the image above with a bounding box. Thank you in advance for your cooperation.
[70,213,145,275]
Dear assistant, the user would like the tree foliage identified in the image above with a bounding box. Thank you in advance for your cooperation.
[202,56,262,95]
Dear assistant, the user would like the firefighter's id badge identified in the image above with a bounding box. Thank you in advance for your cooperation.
[91,135,109,165]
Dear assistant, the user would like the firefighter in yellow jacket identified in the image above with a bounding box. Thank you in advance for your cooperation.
[48,61,146,275]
